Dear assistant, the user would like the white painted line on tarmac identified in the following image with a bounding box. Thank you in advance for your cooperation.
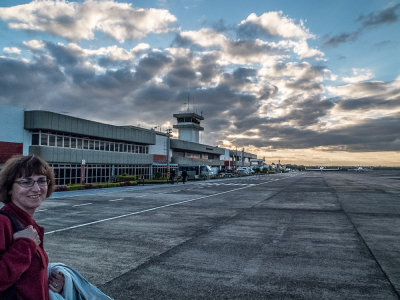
[109,198,123,202]
[45,176,297,235]
[73,203,93,207]
[37,209,48,212]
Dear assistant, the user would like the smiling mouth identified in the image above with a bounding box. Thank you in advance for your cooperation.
[28,195,41,199]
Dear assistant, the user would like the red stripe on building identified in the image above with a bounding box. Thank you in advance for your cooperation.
[153,154,167,163]
[0,141,23,163]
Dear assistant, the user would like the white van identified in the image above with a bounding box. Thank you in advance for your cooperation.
[237,167,253,175]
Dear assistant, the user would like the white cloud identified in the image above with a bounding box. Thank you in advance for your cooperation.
[327,81,388,99]
[236,12,324,61]
[326,76,400,126]
[23,40,46,50]
[180,28,227,48]
[179,29,288,66]
[239,11,314,40]
[0,0,177,43]
[342,68,374,83]
[67,42,150,61]
[3,47,21,55]
[289,40,325,60]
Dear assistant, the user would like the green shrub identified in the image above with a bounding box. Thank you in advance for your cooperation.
[115,175,137,182]
[67,184,85,190]
[55,185,69,192]
[152,172,165,180]
[64,181,137,191]
[106,182,122,188]
[148,179,168,184]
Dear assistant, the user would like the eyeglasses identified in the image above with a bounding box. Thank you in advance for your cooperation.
[14,178,50,188]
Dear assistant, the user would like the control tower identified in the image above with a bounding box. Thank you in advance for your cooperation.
[173,112,204,143]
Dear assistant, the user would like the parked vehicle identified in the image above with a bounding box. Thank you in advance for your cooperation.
[221,169,235,177]
[237,167,253,175]
[179,165,213,178]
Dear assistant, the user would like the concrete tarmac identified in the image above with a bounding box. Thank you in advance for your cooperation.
[36,171,400,299]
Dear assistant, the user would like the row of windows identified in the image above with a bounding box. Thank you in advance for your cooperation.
[176,117,201,125]
[32,131,149,154]
[51,163,151,186]
[152,165,178,179]
[174,150,219,160]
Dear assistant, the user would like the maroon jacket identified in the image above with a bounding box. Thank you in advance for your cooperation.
[0,202,49,300]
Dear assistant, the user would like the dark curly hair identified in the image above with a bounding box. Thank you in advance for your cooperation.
[0,155,55,203]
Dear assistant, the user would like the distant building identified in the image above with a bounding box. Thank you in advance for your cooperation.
[0,104,259,184]
[25,110,155,185]
[229,148,257,168]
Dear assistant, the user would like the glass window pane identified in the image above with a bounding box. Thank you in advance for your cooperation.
[41,133,48,146]
[64,136,70,147]
[57,135,63,147]
[32,133,39,145]
[49,135,56,146]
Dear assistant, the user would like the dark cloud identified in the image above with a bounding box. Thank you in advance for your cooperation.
[171,33,193,48]
[129,85,177,117]
[163,54,198,88]
[227,39,286,57]
[135,51,172,83]
[220,67,257,90]
[232,114,400,152]
[358,3,400,27]
[164,67,197,87]
[284,64,325,93]
[258,85,278,100]
[46,42,80,66]
[0,56,65,104]
[323,3,400,48]
[197,54,220,82]
[286,97,334,126]
[328,115,400,151]
[236,21,272,40]
[337,96,400,111]
[231,95,334,131]
[322,31,360,48]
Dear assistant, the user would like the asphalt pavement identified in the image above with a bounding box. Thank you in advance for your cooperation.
[36,171,400,299]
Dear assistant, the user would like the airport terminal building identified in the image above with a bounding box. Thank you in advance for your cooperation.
[0,104,258,185]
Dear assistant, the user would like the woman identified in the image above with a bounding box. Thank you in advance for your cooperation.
[0,155,64,300]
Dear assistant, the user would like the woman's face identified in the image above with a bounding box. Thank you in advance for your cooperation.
[10,174,48,216]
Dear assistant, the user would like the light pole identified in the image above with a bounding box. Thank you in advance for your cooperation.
[166,128,172,180]
[80,159,86,185]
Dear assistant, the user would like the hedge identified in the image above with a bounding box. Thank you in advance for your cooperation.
[54,181,138,192]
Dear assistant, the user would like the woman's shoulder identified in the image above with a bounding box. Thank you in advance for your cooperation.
[0,211,13,227]
[0,211,14,238]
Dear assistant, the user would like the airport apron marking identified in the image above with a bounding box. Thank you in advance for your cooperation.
[45,176,294,235]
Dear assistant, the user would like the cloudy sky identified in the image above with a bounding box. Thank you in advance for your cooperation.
[0,0,399,166]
